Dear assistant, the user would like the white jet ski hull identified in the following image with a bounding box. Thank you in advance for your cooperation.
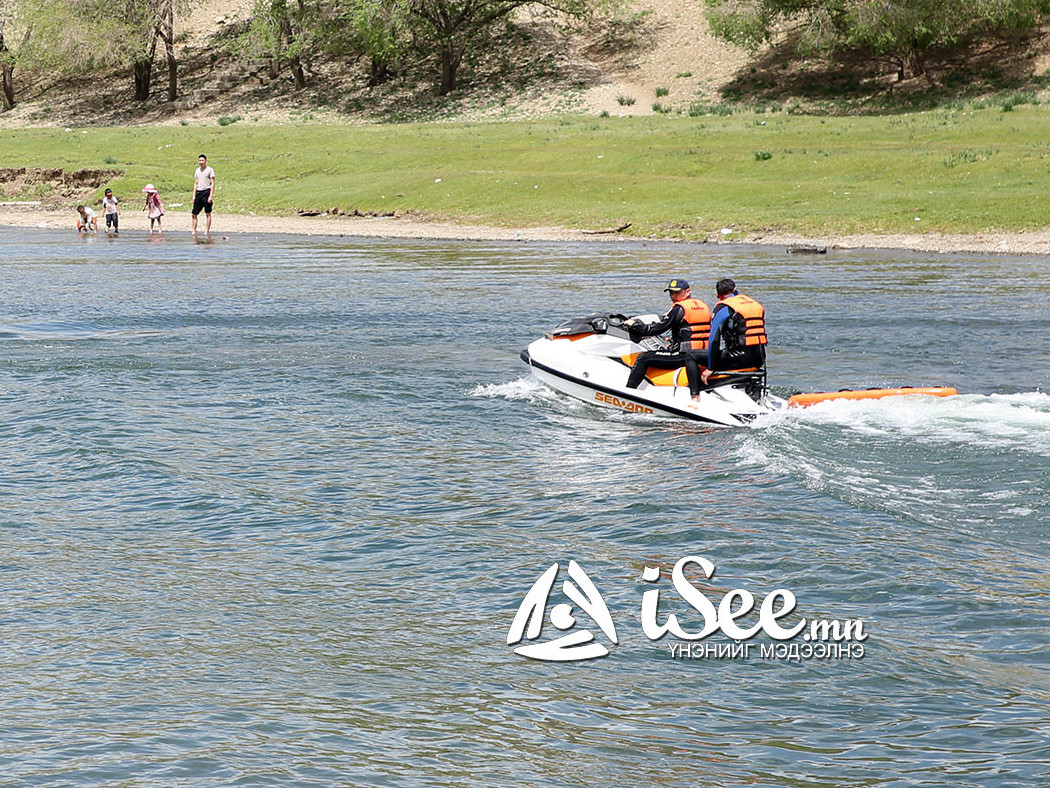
[522,333,785,427]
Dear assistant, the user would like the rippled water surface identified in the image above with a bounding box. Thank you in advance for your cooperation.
[1,229,1048,787]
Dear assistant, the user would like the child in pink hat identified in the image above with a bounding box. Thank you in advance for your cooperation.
[142,184,164,234]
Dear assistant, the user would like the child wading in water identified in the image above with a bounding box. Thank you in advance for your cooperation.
[142,184,164,234]
[75,205,98,234]
[102,188,120,234]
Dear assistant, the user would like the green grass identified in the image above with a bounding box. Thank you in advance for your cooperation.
[4,107,1050,239]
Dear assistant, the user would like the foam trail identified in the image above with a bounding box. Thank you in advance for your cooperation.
[470,376,547,401]
[0,321,158,341]
[741,392,1050,539]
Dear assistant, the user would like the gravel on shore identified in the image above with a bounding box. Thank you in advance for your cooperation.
[3,206,1049,256]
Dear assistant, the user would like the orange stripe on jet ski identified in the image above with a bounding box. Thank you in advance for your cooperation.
[788,387,958,408]
[646,367,690,387]
[552,333,595,342]
[618,355,689,387]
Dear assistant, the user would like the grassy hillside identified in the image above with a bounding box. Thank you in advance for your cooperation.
[4,105,1050,239]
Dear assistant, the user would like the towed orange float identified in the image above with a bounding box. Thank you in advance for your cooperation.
[788,387,959,409]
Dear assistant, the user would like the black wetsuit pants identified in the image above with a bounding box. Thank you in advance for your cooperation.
[626,350,703,396]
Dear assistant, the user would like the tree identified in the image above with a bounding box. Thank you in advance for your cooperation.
[245,0,312,89]
[114,0,194,101]
[407,0,600,95]
[322,0,410,85]
[88,0,167,100]
[8,0,194,102]
[0,8,16,108]
[156,0,178,101]
[244,0,410,90]
[705,0,1050,79]
[0,0,82,109]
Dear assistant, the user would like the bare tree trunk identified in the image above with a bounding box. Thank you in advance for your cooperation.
[157,0,178,101]
[133,35,159,101]
[290,55,305,89]
[367,56,390,86]
[895,51,925,81]
[165,42,177,101]
[0,63,13,109]
[0,63,12,109]
[0,23,14,109]
[277,11,305,90]
[439,42,459,95]
[133,59,152,100]
[291,0,306,90]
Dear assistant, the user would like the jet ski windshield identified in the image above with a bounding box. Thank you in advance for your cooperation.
[549,313,629,338]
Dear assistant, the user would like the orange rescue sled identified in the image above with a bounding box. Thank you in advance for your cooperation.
[788,387,958,408]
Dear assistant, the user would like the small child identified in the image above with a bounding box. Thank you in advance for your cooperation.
[142,184,164,234]
[102,188,120,234]
[76,205,98,234]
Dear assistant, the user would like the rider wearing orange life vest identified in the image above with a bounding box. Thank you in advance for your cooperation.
[624,278,711,400]
[703,278,767,381]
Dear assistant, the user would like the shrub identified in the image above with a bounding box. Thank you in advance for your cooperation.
[943,148,997,167]
[688,101,732,116]
[753,150,772,161]
[1001,91,1037,112]
[655,86,669,97]
[218,115,242,126]
[616,95,636,106]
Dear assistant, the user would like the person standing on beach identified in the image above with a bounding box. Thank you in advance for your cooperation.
[142,184,164,234]
[102,188,120,234]
[191,154,216,236]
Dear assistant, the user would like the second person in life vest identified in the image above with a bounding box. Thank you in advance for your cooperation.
[703,278,767,382]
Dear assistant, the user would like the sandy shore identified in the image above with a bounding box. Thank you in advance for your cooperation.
[3,205,1049,255]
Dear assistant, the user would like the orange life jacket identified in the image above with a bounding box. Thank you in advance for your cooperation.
[717,294,767,347]
[675,298,711,351]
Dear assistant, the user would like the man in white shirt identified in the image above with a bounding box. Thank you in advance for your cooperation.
[191,154,216,235]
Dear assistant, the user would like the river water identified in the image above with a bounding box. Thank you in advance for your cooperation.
[1,228,1047,787]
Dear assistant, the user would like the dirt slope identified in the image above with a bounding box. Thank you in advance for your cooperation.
[573,0,751,115]
[179,0,749,110]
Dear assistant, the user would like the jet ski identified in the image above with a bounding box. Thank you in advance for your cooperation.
[520,312,787,427]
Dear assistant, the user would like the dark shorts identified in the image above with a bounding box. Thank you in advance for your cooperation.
[106,213,118,228]
[192,189,213,215]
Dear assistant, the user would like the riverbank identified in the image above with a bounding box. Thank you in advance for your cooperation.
[3,205,1050,255]
[7,111,1050,250]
